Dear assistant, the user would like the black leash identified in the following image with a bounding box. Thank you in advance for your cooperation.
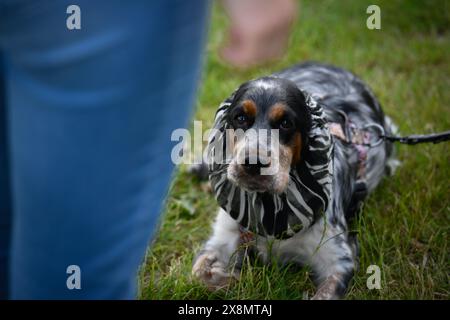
[382,130,450,145]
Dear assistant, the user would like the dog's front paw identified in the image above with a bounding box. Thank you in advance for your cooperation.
[311,274,342,300]
[192,251,239,291]
[311,288,339,300]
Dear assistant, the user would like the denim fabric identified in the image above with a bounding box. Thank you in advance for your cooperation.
[0,0,209,299]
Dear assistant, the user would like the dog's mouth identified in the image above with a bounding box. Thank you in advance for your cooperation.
[224,136,293,194]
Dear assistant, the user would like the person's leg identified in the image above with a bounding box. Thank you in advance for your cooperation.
[220,0,297,68]
[0,52,12,299]
[0,0,209,299]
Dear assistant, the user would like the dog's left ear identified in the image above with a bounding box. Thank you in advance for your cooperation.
[286,86,312,152]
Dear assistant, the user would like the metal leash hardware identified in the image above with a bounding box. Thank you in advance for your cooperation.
[330,110,386,148]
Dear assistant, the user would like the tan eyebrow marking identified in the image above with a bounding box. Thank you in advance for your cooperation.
[268,103,287,122]
[242,99,257,117]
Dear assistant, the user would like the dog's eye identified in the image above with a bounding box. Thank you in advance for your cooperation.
[235,114,248,124]
[280,119,293,129]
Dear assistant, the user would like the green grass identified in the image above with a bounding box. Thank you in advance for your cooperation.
[138,0,450,300]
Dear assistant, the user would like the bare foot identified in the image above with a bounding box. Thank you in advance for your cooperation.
[220,0,298,69]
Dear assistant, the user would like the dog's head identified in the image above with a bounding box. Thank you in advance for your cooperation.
[223,77,312,194]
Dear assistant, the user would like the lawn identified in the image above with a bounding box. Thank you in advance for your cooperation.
[138,0,449,300]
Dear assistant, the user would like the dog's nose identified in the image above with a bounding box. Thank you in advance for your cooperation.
[242,157,271,175]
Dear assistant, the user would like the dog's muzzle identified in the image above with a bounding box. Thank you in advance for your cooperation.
[226,129,289,194]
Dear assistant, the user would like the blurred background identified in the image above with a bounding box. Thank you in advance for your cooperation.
[139,0,449,299]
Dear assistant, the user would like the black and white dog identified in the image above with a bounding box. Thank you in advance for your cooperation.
[192,62,399,299]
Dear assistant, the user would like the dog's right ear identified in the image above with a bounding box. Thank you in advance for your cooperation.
[230,81,252,107]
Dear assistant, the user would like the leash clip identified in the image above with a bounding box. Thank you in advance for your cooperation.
[360,123,385,147]
[348,122,385,148]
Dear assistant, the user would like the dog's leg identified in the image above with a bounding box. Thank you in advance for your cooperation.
[272,218,356,300]
[192,208,243,290]
[306,220,356,300]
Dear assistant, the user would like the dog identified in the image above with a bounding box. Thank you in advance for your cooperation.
[191,62,399,299]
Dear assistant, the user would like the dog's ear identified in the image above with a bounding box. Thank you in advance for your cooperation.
[230,81,252,107]
[286,85,312,152]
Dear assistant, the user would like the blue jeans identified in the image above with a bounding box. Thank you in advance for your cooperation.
[0,0,209,299]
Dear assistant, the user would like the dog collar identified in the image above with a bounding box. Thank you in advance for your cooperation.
[208,92,333,239]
